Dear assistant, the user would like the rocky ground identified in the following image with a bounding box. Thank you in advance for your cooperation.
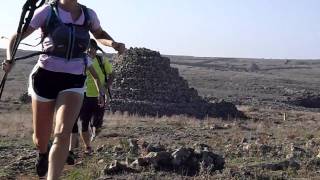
[2,107,320,179]
[1,49,320,179]
[169,55,320,110]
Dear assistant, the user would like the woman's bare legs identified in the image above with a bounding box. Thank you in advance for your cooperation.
[47,91,83,180]
[32,99,55,154]
[69,133,79,150]
[80,131,91,149]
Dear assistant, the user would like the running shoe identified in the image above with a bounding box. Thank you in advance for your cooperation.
[35,153,48,177]
[66,151,76,165]
[84,146,93,155]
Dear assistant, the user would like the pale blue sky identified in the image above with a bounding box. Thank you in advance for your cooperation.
[0,0,319,59]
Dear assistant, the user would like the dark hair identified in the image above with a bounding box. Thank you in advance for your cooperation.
[89,39,98,49]
[89,39,104,52]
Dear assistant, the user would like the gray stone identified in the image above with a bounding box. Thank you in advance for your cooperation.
[103,160,139,175]
[171,148,194,167]
[145,151,173,170]
[199,150,225,172]
[171,148,199,176]
[258,144,273,156]
[307,158,320,170]
[128,138,139,155]
[286,144,309,159]
[146,143,166,153]
[110,47,245,119]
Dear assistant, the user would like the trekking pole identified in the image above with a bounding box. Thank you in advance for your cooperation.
[0,0,45,100]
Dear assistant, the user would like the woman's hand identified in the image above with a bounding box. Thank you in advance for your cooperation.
[98,91,106,108]
[104,80,112,89]
[105,93,110,106]
[112,42,126,55]
[1,60,14,73]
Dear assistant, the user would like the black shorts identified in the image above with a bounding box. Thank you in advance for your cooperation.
[28,66,86,101]
[72,96,105,133]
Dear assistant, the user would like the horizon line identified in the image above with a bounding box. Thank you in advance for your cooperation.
[0,48,319,61]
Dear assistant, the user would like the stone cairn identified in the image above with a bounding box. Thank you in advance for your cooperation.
[248,62,260,72]
[110,48,245,119]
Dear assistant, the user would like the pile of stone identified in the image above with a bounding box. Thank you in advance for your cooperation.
[110,47,245,119]
[247,63,260,72]
[100,139,225,176]
[287,95,320,108]
[282,89,320,109]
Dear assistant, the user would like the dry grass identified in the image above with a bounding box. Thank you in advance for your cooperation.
[0,110,33,138]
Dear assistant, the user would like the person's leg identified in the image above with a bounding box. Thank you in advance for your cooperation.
[81,131,92,153]
[32,99,55,153]
[92,102,105,136]
[79,97,94,150]
[80,124,91,149]
[32,98,55,177]
[47,92,83,180]
[90,97,102,141]
[67,119,80,165]
[93,105,105,133]
[69,118,80,150]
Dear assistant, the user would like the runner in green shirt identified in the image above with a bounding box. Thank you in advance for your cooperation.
[85,51,113,98]
[67,39,115,165]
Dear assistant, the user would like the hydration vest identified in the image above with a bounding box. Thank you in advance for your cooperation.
[42,2,91,60]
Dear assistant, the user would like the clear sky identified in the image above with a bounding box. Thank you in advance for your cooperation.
[0,0,319,59]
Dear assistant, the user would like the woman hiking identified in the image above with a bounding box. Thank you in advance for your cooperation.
[2,0,125,179]
[67,39,114,165]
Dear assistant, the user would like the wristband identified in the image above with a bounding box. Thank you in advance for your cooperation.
[99,91,105,96]
[111,41,117,47]
[4,59,13,64]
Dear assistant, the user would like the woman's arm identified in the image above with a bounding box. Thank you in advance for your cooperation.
[91,28,126,54]
[102,57,114,88]
[3,5,51,71]
[6,27,36,60]
[2,27,36,73]
[105,72,115,88]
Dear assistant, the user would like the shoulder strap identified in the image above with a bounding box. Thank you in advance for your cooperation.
[96,55,112,100]
[46,0,57,5]
[40,2,61,49]
[96,55,107,77]
[80,4,91,28]
[83,56,88,75]
[51,3,60,20]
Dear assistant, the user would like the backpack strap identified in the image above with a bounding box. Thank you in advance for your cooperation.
[79,4,92,29]
[45,1,62,28]
[41,3,90,45]
[41,2,61,50]
[83,56,88,75]
[51,3,62,23]
[96,55,107,78]
[96,55,112,100]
